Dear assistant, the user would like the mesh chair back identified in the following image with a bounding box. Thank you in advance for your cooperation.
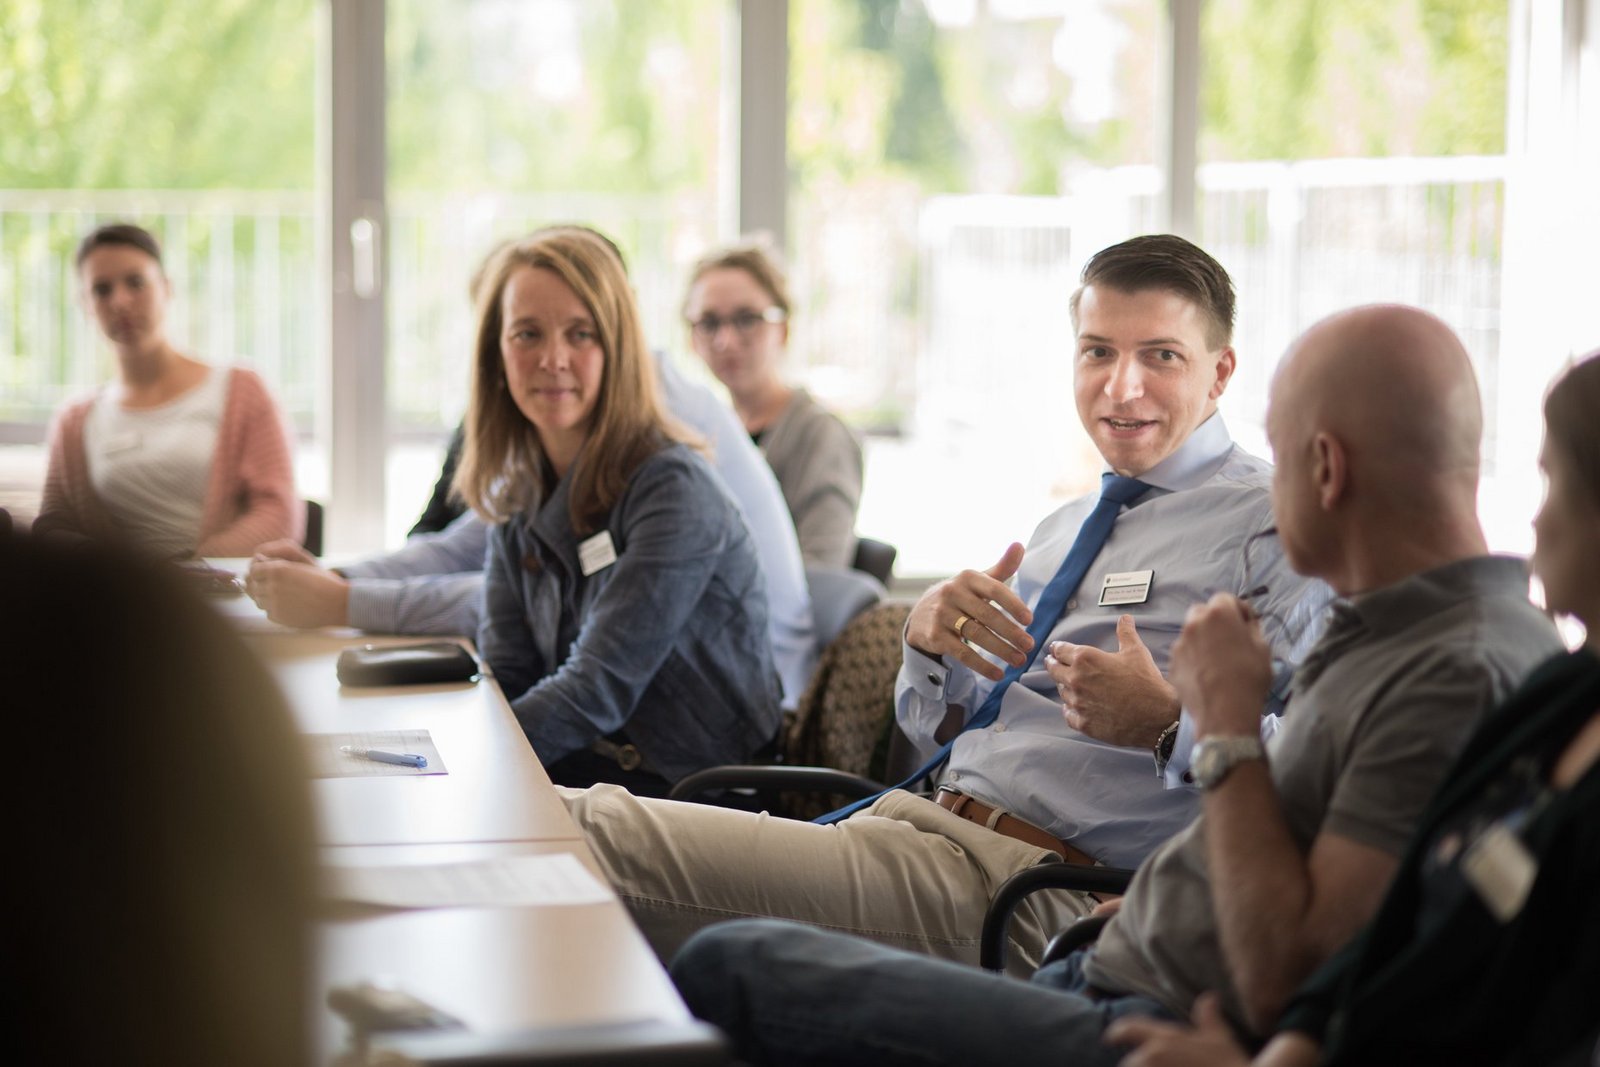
[782,600,913,819]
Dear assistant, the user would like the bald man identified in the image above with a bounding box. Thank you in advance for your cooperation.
[669,305,1563,1067]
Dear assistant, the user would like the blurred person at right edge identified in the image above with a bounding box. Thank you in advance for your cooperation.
[683,239,863,568]
[1110,350,1600,1067]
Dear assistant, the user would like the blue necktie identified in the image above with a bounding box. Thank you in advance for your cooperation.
[815,473,1151,825]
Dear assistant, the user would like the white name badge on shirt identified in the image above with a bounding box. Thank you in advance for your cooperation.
[1098,569,1153,607]
[1461,822,1538,923]
[577,531,618,576]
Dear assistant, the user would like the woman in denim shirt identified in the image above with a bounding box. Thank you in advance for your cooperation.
[455,226,782,795]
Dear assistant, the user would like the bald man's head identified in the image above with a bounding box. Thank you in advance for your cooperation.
[1267,305,1486,586]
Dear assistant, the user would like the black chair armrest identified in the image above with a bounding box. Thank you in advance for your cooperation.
[669,765,886,804]
[980,861,1136,972]
[1040,913,1113,968]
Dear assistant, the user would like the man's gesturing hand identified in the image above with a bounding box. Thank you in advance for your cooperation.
[1049,614,1180,748]
[905,543,1033,682]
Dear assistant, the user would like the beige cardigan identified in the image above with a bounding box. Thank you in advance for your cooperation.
[35,366,302,556]
[759,388,863,569]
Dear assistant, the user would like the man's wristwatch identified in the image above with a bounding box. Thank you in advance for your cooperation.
[1153,719,1182,779]
[1191,735,1266,791]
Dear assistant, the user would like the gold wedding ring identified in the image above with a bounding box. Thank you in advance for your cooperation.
[952,614,972,640]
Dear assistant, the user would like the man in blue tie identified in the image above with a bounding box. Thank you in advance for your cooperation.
[560,234,1326,971]
[666,304,1562,1067]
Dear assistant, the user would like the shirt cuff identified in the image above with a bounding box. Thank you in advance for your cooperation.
[1162,711,1200,790]
[345,578,402,634]
[902,637,950,700]
[1164,707,1285,790]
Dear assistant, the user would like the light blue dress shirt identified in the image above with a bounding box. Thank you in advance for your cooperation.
[340,354,817,705]
[896,414,1331,869]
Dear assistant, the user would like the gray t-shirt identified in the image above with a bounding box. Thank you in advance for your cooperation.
[1085,555,1562,1027]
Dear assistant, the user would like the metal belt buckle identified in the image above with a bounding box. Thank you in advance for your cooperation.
[933,785,968,814]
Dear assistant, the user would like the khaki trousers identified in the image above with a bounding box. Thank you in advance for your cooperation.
[558,786,1094,977]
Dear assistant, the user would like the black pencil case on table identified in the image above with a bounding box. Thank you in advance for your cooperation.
[336,641,481,686]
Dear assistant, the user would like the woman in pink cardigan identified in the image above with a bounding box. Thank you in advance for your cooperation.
[35,223,301,558]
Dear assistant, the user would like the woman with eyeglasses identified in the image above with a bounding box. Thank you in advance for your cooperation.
[35,222,300,558]
[456,226,782,795]
[683,240,863,568]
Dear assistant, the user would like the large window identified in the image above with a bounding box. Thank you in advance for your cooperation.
[0,0,318,518]
[1196,0,1514,539]
[0,0,732,544]
[781,0,1534,575]
[788,0,1162,575]
[382,0,731,534]
[4,0,1591,578]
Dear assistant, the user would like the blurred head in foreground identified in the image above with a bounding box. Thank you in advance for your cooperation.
[5,535,317,1067]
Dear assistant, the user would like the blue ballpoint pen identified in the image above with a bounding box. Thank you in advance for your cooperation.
[341,745,428,769]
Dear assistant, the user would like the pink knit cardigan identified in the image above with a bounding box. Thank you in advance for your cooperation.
[35,366,303,556]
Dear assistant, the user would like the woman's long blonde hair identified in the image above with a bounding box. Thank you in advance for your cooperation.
[453,225,690,534]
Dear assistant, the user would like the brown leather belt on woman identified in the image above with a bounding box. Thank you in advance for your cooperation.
[933,787,1097,866]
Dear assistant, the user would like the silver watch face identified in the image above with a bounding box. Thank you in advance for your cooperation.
[1193,743,1226,785]
[1194,737,1263,789]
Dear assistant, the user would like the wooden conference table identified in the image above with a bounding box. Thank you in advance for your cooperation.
[212,581,709,1063]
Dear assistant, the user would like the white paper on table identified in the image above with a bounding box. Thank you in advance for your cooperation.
[306,729,447,778]
[326,853,612,908]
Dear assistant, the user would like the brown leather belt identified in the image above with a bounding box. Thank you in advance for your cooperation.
[934,787,1097,866]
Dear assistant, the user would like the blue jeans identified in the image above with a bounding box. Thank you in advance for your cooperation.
[672,919,1177,1067]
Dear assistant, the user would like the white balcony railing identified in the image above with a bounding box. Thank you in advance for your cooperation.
[1,157,1509,567]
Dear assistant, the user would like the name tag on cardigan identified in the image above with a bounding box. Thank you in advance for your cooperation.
[1098,570,1153,606]
[577,531,618,576]
[1461,822,1537,923]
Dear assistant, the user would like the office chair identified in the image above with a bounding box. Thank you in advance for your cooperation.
[670,598,914,819]
[851,536,898,587]
[806,564,887,650]
[978,859,1137,972]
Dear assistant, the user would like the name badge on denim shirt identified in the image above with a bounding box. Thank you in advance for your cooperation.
[1098,569,1153,606]
[578,531,618,576]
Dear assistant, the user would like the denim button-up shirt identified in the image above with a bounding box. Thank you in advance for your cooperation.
[479,443,782,782]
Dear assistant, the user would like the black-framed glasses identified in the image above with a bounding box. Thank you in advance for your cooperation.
[1239,524,1332,693]
[689,306,786,342]
[1239,525,1299,707]
[1240,525,1278,610]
